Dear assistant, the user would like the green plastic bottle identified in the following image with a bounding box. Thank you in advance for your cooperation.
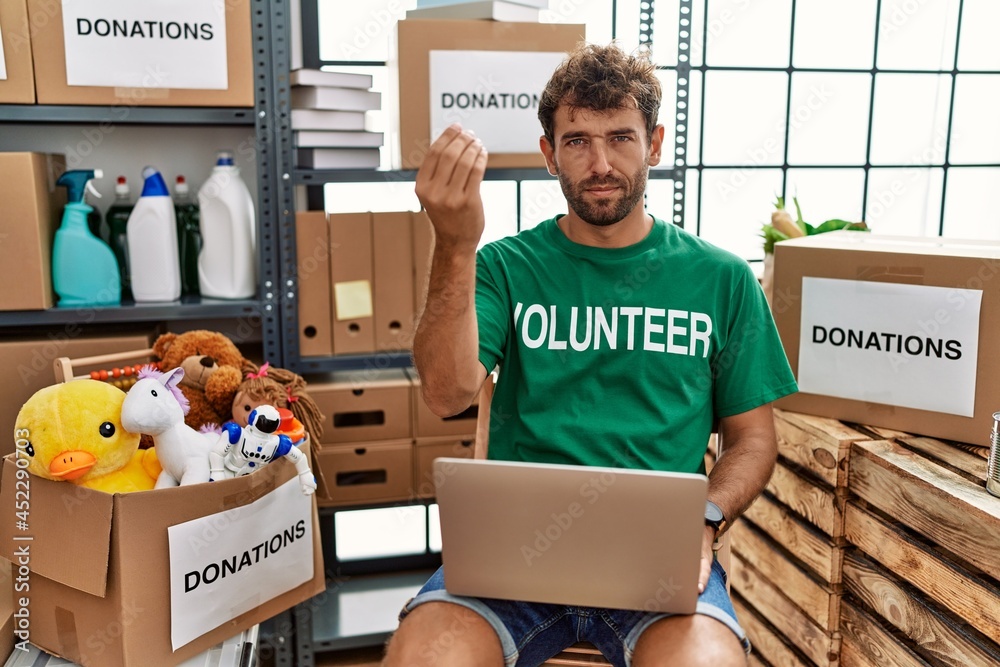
[174,175,202,297]
[105,175,135,301]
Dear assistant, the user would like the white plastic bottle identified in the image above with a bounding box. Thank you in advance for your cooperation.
[127,167,181,302]
[197,150,257,299]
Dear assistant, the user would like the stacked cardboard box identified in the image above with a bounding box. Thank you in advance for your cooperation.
[308,369,478,508]
[731,409,876,667]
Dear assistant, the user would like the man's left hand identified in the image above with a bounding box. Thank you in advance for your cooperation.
[698,525,715,593]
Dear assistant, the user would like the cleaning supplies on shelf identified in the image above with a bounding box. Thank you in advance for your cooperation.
[105,176,134,301]
[52,169,121,307]
[127,166,181,303]
[197,151,257,299]
[86,187,106,243]
[174,175,202,297]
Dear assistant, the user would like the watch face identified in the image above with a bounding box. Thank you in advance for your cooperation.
[705,501,725,524]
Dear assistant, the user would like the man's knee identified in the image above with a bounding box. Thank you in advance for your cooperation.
[632,614,746,667]
[382,602,504,667]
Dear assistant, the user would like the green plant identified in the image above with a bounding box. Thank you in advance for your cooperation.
[761,196,868,254]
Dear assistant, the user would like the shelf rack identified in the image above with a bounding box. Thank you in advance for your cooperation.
[0,0,283,364]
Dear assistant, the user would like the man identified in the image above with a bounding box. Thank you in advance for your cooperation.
[383,43,797,667]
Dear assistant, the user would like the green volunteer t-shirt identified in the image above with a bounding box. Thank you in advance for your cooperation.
[476,215,798,474]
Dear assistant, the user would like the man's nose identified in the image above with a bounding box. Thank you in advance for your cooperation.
[590,143,613,175]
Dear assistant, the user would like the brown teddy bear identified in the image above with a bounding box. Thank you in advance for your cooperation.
[152,330,257,431]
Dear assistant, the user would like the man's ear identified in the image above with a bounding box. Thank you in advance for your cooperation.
[539,136,558,176]
[648,124,666,167]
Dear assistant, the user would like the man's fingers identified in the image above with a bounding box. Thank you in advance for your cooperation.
[419,123,464,183]
[698,555,711,594]
[448,138,486,191]
[463,143,489,192]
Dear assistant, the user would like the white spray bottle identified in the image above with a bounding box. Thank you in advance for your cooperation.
[127,167,181,302]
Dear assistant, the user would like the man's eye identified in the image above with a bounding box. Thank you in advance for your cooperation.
[612,135,631,142]
[567,138,585,146]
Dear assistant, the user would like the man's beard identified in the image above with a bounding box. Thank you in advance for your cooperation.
[556,160,649,227]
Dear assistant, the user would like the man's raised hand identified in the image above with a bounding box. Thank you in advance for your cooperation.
[415,123,489,250]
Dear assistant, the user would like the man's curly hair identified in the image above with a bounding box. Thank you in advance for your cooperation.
[538,43,662,145]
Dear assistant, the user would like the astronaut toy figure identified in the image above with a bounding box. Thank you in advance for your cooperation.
[210,404,317,495]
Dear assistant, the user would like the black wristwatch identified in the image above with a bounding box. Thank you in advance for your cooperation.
[705,500,727,536]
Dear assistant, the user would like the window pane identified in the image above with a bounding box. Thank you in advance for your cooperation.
[876,0,959,71]
[655,68,681,166]
[335,506,427,561]
[521,180,566,230]
[958,0,1000,70]
[429,503,442,553]
[943,168,1000,240]
[318,0,415,63]
[699,168,784,261]
[793,0,876,69]
[684,168,700,233]
[645,178,679,226]
[948,75,1000,165]
[787,73,871,166]
[870,74,951,166]
[324,181,419,213]
[785,169,866,225]
[702,71,787,166]
[480,181,518,247]
[613,0,644,54]
[651,0,683,68]
[865,168,944,236]
[704,0,792,68]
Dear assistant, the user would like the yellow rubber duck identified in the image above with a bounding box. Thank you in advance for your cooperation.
[14,380,162,493]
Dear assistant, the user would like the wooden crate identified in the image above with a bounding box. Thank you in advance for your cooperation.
[730,552,840,667]
[732,410,876,665]
[843,436,1000,665]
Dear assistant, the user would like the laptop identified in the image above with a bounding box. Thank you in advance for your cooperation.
[433,457,708,614]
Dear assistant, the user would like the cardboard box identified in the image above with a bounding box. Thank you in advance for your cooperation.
[406,369,480,438]
[314,439,415,507]
[296,210,333,357]
[772,231,1000,446]
[0,332,156,457]
[0,152,66,312]
[0,447,325,667]
[413,210,435,317]
[329,212,375,355]
[308,369,412,444]
[0,560,13,661]
[372,211,415,352]
[26,0,252,106]
[392,19,585,169]
[0,0,35,103]
[413,436,476,500]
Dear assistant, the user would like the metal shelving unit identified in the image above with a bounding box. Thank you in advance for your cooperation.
[0,105,255,125]
[274,1,677,663]
[0,0,282,364]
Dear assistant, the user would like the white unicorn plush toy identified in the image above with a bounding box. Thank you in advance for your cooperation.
[121,366,215,488]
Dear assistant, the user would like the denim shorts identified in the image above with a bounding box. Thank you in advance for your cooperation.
[398,558,750,667]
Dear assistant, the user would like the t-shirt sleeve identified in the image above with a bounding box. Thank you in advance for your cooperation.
[713,262,798,417]
[476,246,511,374]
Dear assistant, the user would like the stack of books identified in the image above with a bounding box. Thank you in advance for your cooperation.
[290,69,383,169]
[406,0,550,21]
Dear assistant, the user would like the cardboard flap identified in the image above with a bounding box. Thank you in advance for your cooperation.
[0,456,112,596]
